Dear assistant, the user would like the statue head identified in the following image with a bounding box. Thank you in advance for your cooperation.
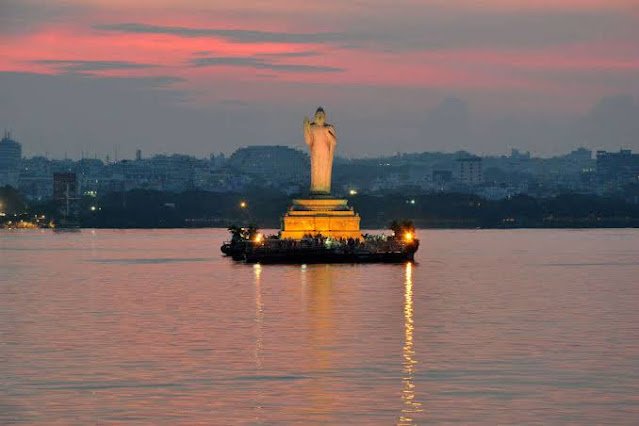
[314,107,326,125]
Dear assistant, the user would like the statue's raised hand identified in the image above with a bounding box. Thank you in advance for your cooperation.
[303,116,312,146]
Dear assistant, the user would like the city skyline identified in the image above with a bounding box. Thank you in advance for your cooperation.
[0,131,618,161]
[1,0,639,158]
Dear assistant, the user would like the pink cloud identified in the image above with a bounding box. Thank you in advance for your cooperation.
[2,0,637,113]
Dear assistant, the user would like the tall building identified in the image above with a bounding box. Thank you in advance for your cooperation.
[19,156,53,200]
[0,131,22,188]
[567,147,592,163]
[596,149,639,189]
[455,155,483,186]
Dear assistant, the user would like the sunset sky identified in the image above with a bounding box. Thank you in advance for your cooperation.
[1,0,638,158]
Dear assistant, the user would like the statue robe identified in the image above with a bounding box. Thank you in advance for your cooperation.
[304,122,336,194]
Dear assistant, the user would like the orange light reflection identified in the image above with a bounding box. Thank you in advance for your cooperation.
[399,262,422,424]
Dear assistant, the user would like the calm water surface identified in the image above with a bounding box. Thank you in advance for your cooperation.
[1,229,639,424]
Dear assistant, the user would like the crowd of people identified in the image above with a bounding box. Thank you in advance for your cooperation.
[227,222,417,254]
[256,232,409,253]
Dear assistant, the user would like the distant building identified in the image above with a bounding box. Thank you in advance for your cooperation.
[19,156,53,200]
[0,131,22,188]
[596,149,639,190]
[148,154,199,191]
[227,145,308,185]
[9,144,639,200]
[432,170,453,184]
[455,155,483,186]
[567,147,592,163]
[76,158,104,196]
[510,148,531,160]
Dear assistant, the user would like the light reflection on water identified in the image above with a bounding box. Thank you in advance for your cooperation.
[399,262,422,425]
[253,263,264,423]
[2,229,639,424]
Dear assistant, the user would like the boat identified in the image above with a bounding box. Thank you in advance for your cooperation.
[221,240,251,260]
[221,232,419,264]
[53,219,81,232]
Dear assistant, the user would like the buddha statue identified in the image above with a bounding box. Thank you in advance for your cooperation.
[303,107,336,195]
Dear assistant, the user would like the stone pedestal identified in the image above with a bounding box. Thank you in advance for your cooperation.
[280,198,362,240]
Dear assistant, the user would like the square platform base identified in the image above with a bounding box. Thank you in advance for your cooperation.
[280,198,362,240]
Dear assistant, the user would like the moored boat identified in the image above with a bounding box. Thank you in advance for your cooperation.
[221,229,419,264]
[244,241,419,264]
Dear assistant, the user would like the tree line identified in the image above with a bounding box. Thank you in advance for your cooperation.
[2,185,639,229]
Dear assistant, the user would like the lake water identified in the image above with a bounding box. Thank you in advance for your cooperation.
[1,229,639,424]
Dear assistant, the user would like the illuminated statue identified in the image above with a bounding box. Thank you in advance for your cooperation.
[281,107,360,239]
[303,107,336,195]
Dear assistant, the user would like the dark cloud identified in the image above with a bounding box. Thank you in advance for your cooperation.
[342,9,637,51]
[94,23,343,44]
[94,7,637,52]
[333,2,639,52]
[33,60,158,73]
[190,56,343,73]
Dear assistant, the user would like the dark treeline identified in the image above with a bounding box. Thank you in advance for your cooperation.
[0,186,26,213]
[66,190,639,228]
[82,189,291,228]
[4,185,639,229]
[354,192,639,228]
